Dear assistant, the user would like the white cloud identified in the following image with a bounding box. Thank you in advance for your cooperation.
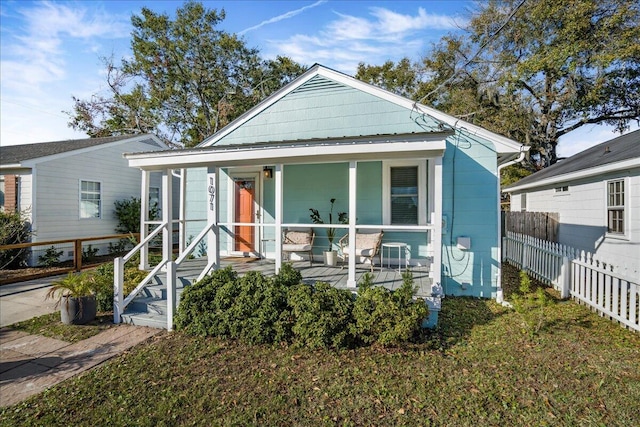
[266,6,461,74]
[240,0,328,35]
[1,1,129,92]
[0,1,131,145]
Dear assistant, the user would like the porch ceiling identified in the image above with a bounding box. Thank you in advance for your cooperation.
[125,134,449,171]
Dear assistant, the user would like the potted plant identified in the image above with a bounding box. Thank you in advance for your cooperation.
[310,198,348,266]
[46,271,98,325]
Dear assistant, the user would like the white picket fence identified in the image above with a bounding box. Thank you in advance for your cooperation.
[503,231,639,332]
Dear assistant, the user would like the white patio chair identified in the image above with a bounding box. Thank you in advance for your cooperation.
[282,227,315,266]
[339,230,383,272]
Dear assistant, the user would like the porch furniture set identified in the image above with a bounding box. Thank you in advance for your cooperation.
[283,228,394,270]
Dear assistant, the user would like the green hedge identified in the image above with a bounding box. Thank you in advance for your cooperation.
[176,264,429,349]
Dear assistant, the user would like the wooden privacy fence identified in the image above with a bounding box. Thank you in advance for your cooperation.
[503,231,639,332]
[503,211,558,242]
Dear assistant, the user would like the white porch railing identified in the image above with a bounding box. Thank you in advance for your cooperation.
[113,222,168,324]
[116,218,439,330]
[503,231,639,332]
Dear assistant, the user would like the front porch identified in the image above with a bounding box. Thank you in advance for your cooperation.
[120,257,440,329]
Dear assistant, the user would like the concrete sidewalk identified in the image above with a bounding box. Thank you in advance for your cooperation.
[0,275,65,327]
[0,324,161,407]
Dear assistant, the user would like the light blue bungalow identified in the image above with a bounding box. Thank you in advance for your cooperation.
[116,64,526,330]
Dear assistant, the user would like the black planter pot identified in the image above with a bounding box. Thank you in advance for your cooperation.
[60,295,97,325]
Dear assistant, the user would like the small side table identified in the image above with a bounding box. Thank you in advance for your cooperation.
[382,242,408,272]
[261,238,275,259]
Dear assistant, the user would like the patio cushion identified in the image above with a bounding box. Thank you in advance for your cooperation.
[284,229,312,245]
[342,247,375,257]
[355,232,382,250]
[282,243,313,251]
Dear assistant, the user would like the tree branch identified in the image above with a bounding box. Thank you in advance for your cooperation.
[557,110,639,138]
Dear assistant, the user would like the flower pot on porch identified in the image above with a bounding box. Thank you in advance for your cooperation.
[60,295,97,325]
[323,250,338,266]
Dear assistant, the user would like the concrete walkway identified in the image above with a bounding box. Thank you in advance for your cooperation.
[0,275,65,327]
[0,324,161,407]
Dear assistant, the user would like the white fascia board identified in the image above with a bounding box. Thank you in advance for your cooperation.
[126,136,448,170]
[504,157,640,193]
[0,164,29,173]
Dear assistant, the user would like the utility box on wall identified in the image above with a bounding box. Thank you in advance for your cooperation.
[456,236,471,250]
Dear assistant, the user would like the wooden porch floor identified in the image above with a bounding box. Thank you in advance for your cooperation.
[176,257,434,297]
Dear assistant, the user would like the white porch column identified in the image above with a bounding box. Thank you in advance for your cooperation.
[139,170,150,270]
[431,156,443,287]
[274,163,283,273]
[206,166,220,273]
[162,169,175,329]
[162,169,173,263]
[179,168,187,254]
[347,161,357,287]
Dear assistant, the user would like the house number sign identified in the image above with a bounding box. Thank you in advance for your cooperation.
[208,177,215,211]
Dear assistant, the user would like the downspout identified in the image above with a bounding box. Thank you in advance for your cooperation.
[496,149,527,303]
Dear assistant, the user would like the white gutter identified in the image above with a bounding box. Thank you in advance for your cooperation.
[496,149,527,304]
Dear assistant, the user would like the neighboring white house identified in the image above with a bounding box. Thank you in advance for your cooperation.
[504,129,640,271]
[0,134,168,265]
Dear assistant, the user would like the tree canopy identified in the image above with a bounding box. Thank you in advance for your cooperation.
[357,0,640,168]
[67,1,306,147]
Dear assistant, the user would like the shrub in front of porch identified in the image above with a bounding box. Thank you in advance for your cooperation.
[351,272,430,346]
[175,265,300,344]
[175,264,429,349]
[288,282,355,349]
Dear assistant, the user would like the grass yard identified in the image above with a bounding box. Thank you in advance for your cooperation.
[9,312,114,343]
[1,264,639,426]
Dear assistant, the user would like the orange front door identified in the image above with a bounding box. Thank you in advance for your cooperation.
[234,179,255,253]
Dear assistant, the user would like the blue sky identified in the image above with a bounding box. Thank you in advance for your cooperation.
[0,0,634,155]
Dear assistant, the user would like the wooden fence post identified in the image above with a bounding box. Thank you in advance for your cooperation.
[74,239,82,271]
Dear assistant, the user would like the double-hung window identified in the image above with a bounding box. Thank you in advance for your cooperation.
[80,180,101,219]
[606,179,625,235]
[383,160,427,225]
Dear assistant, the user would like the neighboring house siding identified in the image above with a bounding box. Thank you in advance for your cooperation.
[441,135,499,298]
[20,139,164,265]
[510,168,640,270]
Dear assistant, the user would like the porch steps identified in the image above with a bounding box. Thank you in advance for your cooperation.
[120,273,195,329]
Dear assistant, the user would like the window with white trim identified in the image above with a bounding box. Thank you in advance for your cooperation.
[383,160,427,225]
[606,179,624,234]
[520,193,527,212]
[80,180,101,219]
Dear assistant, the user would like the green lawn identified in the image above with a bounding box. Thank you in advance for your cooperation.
[2,264,639,426]
[9,312,114,343]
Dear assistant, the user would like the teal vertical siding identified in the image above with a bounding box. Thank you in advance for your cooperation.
[441,134,498,298]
